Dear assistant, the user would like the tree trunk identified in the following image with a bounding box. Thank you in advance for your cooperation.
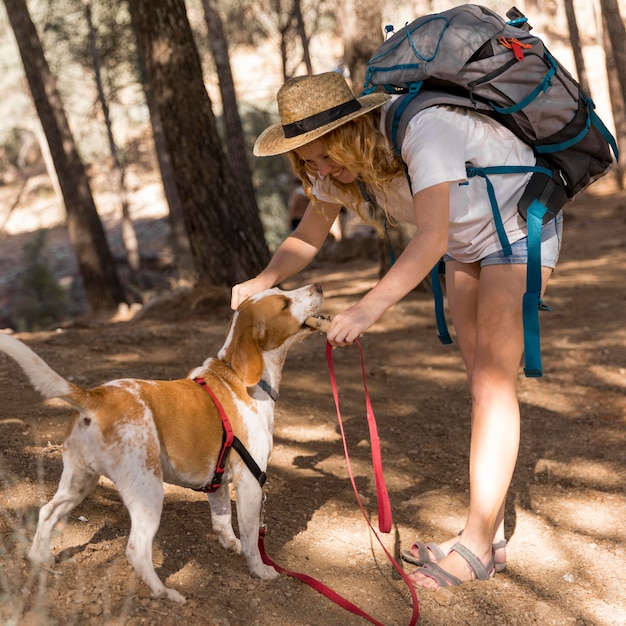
[132,33,194,278]
[85,0,140,274]
[563,0,591,96]
[275,6,295,81]
[128,0,270,289]
[601,8,626,188]
[338,0,383,93]
[599,0,626,109]
[292,0,312,74]
[148,100,196,277]
[201,0,258,221]
[4,0,128,313]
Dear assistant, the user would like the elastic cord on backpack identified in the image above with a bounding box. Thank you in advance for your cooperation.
[406,16,448,62]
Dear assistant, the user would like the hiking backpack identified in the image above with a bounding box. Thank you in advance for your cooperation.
[362,3,619,377]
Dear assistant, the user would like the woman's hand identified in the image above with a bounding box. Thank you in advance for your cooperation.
[231,277,273,310]
[231,200,342,311]
[326,302,380,347]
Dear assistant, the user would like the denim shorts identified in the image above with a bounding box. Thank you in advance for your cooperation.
[444,213,563,269]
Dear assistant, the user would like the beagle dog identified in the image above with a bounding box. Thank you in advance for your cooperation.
[0,284,323,603]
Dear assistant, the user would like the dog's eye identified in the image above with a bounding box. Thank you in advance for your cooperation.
[280,297,290,311]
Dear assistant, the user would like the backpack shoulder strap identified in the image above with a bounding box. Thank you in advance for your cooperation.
[384,88,492,154]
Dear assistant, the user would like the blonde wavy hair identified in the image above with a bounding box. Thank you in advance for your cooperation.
[287,112,403,232]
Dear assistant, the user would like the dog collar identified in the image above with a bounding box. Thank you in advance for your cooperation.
[257,379,279,401]
[220,358,278,401]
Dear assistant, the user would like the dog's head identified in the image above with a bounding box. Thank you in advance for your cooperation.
[219,284,323,387]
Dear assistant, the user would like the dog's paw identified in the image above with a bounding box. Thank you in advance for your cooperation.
[251,563,279,581]
[166,588,186,603]
[218,535,242,554]
[153,587,186,604]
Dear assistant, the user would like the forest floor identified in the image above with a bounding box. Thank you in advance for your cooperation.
[0,177,625,625]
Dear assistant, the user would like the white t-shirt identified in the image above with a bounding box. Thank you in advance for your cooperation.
[311,100,536,262]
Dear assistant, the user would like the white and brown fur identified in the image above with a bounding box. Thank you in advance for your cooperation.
[0,284,323,603]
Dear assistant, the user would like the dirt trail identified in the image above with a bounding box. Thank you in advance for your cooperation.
[0,182,625,625]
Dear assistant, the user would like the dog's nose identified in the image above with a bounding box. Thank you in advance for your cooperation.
[312,283,323,295]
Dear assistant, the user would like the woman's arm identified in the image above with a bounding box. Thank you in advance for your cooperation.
[231,200,342,309]
[327,182,450,345]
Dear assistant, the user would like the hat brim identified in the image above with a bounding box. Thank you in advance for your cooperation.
[253,92,391,157]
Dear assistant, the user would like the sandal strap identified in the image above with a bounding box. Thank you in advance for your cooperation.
[401,541,448,565]
[424,541,447,561]
[417,541,447,562]
[413,561,464,588]
[460,528,507,553]
[450,544,494,581]
[492,539,507,551]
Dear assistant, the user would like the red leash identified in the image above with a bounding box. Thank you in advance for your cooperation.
[259,528,388,626]
[258,340,419,625]
[325,341,392,533]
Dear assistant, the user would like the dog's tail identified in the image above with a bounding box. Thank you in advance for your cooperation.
[0,331,81,404]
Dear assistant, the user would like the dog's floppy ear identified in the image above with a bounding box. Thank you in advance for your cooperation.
[229,321,265,387]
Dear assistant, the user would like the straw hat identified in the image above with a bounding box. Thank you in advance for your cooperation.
[253,72,391,157]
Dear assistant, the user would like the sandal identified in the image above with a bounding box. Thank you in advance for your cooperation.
[402,536,507,572]
[409,544,495,588]
[401,541,449,566]
[493,538,507,573]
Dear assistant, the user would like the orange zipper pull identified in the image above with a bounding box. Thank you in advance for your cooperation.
[498,36,532,61]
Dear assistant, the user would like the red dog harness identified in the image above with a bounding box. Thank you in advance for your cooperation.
[193,377,267,493]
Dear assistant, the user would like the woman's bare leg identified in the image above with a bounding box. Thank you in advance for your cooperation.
[409,262,553,588]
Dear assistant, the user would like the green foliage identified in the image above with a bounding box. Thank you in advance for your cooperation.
[2,127,25,166]
[257,186,290,252]
[34,0,142,163]
[220,0,336,47]
[12,230,70,331]
[240,103,291,250]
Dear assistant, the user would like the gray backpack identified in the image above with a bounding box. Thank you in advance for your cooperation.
[362,3,618,377]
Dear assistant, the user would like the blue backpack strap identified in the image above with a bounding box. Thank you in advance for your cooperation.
[465,166,512,256]
[384,86,427,195]
[489,53,558,115]
[589,102,620,161]
[388,83,423,151]
[465,163,555,377]
[522,199,549,377]
[431,260,452,344]
[465,164,553,256]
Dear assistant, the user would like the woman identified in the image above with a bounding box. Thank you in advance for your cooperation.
[231,72,562,588]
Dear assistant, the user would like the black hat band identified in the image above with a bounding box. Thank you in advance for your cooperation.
[282,99,362,138]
